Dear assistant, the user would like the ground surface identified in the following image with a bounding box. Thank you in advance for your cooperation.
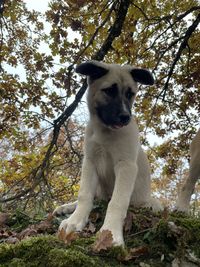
[0,201,200,267]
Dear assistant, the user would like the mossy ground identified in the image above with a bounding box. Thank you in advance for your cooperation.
[0,203,200,267]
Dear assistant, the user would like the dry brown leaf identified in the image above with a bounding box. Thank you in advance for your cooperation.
[57,228,78,244]
[57,228,66,241]
[18,227,38,240]
[0,212,9,226]
[92,230,113,252]
[35,220,52,233]
[124,246,149,261]
[0,229,16,239]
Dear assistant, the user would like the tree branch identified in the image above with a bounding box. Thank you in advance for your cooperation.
[162,13,200,100]
[0,0,131,203]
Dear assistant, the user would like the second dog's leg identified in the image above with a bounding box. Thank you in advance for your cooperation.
[100,160,137,246]
[58,158,98,234]
[176,158,200,212]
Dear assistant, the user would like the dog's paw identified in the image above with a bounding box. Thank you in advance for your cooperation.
[58,212,88,235]
[99,225,124,246]
[53,201,77,216]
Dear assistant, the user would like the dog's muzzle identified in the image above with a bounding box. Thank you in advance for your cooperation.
[111,112,131,129]
[96,101,132,130]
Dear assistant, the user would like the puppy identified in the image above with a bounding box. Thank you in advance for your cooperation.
[54,61,162,246]
[176,129,200,212]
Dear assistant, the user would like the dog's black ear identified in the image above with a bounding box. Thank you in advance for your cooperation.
[130,68,154,85]
[76,61,109,80]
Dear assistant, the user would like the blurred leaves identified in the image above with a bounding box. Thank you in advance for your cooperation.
[0,0,200,210]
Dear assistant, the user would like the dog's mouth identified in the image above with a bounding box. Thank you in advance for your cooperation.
[96,106,131,130]
[100,116,131,130]
[109,120,131,129]
[111,123,126,129]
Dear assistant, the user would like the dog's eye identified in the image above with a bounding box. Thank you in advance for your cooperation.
[126,89,135,99]
[102,87,118,98]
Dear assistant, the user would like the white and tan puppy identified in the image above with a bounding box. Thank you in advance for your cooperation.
[54,61,162,246]
[176,129,200,212]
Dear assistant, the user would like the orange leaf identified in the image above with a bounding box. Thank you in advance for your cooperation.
[57,228,78,244]
[92,230,113,252]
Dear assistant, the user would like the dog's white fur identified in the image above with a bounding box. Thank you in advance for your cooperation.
[176,129,200,212]
[54,61,162,246]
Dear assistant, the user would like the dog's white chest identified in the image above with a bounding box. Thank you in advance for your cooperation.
[92,144,115,196]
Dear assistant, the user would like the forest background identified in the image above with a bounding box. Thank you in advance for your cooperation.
[0,0,200,215]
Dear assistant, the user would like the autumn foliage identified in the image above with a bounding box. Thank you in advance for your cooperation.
[0,0,200,211]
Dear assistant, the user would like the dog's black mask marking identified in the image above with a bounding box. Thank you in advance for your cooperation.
[96,97,132,128]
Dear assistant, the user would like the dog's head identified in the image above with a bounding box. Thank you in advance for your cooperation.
[76,61,154,129]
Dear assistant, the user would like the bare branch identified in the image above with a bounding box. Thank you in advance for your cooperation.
[0,0,132,203]
[73,1,116,64]
[162,13,200,100]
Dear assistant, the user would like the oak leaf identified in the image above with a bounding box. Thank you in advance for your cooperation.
[57,228,78,244]
[92,230,113,252]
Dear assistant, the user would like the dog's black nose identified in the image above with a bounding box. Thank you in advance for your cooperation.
[119,113,131,125]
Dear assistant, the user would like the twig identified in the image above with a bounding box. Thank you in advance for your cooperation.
[162,13,200,100]
[0,0,131,203]
[128,228,152,238]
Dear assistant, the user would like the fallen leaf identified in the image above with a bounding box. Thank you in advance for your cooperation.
[57,228,66,241]
[123,246,149,261]
[35,220,52,233]
[92,230,113,252]
[18,227,38,240]
[0,229,16,239]
[57,228,78,244]
[0,213,9,226]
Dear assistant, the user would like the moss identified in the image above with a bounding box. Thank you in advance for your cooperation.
[145,220,176,262]
[1,205,200,267]
[0,235,120,267]
[0,258,26,267]
[72,236,95,247]
[170,214,200,258]
[48,248,101,267]
[0,236,65,266]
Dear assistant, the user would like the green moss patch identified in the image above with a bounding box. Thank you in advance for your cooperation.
[0,204,200,266]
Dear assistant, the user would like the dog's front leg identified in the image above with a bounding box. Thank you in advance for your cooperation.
[100,160,137,246]
[59,157,97,235]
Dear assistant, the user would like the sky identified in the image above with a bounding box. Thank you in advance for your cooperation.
[22,0,164,146]
[24,0,50,13]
